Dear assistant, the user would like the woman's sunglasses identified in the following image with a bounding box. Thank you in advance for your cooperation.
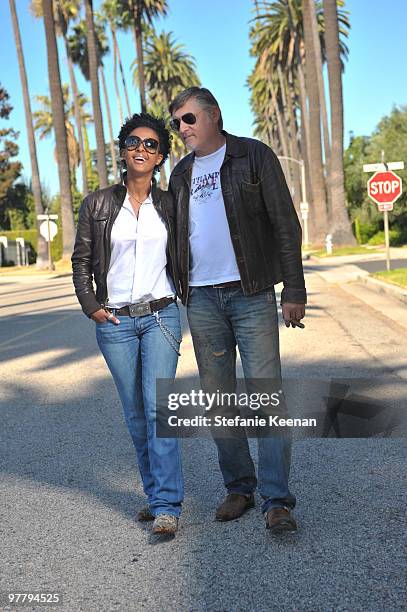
[124,135,159,153]
[169,111,202,132]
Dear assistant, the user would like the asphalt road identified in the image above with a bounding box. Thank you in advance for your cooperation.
[355,258,407,273]
[0,269,406,611]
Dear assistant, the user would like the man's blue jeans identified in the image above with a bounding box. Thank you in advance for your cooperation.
[187,286,295,514]
[96,302,183,518]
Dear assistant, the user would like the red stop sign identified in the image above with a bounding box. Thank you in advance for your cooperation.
[367,171,402,205]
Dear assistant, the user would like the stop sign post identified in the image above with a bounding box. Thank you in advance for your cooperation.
[364,162,404,271]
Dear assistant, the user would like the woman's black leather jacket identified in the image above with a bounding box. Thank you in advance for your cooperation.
[71,182,180,316]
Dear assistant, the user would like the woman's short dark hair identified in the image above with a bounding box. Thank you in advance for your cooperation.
[118,112,171,171]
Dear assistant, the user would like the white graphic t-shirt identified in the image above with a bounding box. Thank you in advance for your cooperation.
[189,143,241,286]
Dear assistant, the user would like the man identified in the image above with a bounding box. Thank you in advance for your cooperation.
[168,87,306,533]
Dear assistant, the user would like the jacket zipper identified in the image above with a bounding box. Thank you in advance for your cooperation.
[101,196,122,306]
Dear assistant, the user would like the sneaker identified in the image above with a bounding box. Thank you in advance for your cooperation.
[215,493,255,521]
[265,507,297,533]
[152,514,178,535]
[137,506,154,522]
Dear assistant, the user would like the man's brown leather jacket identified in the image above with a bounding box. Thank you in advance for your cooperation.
[169,131,306,305]
[71,182,180,316]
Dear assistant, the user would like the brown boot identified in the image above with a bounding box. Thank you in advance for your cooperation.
[215,493,255,521]
[137,506,154,522]
[265,508,297,533]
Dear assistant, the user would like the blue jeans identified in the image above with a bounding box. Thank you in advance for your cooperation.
[96,302,183,518]
[187,286,295,514]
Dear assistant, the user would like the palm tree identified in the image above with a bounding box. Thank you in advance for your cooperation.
[41,0,75,258]
[136,30,200,108]
[30,0,89,196]
[9,0,48,268]
[69,16,118,182]
[250,0,350,243]
[84,0,108,188]
[302,0,328,241]
[101,0,132,118]
[33,85,92,187]
[307,0,330,171]
[323,0,355,244]
[116,0,168,112]
[135,29,200,176]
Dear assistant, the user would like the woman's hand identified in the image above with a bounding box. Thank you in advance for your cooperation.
[90,308,120,325]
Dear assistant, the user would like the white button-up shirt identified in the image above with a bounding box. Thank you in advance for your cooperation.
[106,191,175,308]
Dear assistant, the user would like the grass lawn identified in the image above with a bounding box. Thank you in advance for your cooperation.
[372,268,407,289]
[305,245,384,258]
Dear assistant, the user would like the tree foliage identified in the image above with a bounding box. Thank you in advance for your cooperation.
[0,85,22,204]
[344,105,407,241]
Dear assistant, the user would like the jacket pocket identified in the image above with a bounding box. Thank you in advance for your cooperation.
[241,181,266,216]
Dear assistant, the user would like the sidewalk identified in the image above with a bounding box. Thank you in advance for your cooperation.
[306,255,407,332]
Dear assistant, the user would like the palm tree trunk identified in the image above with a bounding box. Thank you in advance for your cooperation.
[296,60,313,211]
[132,1,147,112]
[113,28,131,117]
[100,66,118,182]
[83,125,96,190]
[9,0,48,268]
[57,5,88,197]
[302,0,328,243]
[277,64,301,207]
[323,0,355,245]
[307,0,331,170]
[65,45,89,196]
[85,0,108,188]
[159,165,167,189]
[269,82,289,159]
[111,25,123,126]
[41,0,75,258]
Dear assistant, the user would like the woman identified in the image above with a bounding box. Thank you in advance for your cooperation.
[72,113,183,536]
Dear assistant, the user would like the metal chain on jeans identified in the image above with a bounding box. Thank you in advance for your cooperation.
[152,310,181,356]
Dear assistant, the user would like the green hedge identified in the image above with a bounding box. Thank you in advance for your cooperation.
[367,229,405,246]
[0,227,63,263]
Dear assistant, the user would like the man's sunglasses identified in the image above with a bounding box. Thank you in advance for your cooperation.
[169,111,202,132]
[124,135,159,153]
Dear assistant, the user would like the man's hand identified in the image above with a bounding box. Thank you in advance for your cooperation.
[281,303,305,328]
[90,308,120,325]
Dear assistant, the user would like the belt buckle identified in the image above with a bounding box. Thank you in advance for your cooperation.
[128,302,151,317]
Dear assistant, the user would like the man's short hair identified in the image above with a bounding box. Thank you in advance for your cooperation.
[169,87,223,131]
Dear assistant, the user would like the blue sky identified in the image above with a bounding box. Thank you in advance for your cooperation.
[1,0,407,196]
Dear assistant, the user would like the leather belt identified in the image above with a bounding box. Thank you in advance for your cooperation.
[106,296,176,317]
[211,280,241,289]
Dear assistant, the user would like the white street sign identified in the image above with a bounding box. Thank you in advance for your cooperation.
[377,202,394,212]
[363,161,404,173]
[37,214,58,220]
[39,220,58,242]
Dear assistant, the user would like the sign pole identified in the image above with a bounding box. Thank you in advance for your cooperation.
[383,210,390,271]
[300,161,309,247]
[380,151,390,272]
[47,214,52,270]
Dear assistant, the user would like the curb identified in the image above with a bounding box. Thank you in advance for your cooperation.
[359,275,407,305]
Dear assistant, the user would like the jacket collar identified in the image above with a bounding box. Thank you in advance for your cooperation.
[171,131,247,177]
